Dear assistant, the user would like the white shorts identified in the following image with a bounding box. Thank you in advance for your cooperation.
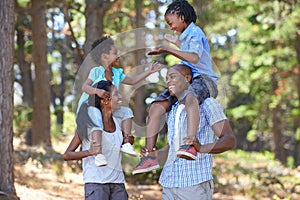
[162,180,214,200]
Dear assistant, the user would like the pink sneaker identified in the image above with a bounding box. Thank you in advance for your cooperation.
[176,145,197,160]
[132,156,160,175]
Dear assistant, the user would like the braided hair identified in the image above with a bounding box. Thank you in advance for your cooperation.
[76,80,113,142]
[165,0,197,24]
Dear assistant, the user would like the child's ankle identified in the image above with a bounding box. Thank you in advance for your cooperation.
[144,145,158,152]
[142,146,158,157]
[123,132,134,145]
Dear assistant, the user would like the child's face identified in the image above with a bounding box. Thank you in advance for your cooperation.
[107,45,119,66]
[165,14,187,34]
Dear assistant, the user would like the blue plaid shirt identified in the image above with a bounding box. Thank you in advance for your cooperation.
[180,22,219,83]
[159,98,226,188]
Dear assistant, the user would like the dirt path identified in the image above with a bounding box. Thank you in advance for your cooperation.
[13,136,163,200]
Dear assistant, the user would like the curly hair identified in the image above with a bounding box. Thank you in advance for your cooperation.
[90,36,115,65]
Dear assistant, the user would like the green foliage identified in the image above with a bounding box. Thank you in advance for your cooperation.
[50,111,75,140]
[204,0,300,159]
[214,150,300,199]
[296,128,300,141]
[13,105,32,137]
[17,0,30,7]
[286,156,295,169]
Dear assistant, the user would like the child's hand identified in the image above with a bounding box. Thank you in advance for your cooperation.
[148,61,162,73]
[164,32,179,45]
[147,45,168,55]
[96,88,110,100]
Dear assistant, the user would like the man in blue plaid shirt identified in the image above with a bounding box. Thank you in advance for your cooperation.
[158,64,236,199]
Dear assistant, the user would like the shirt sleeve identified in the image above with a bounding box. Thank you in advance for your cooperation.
[116,68,126,83]
[188,35,205,58]
[202,98,227,126]
[88,67,105,83]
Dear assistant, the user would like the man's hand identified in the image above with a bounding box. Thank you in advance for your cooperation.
[123,134,135,145]
[183,136,201,152]
[88,140,101,155]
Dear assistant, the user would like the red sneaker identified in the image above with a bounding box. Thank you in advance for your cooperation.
[176,145,197,160]
[132,156,160,175]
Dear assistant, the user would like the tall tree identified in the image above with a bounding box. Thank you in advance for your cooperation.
[133,0,147,132]
[15,4,34,145]
[31,0,51,146]
[84,0,119,55]
[294,21,300,165]
[0,0,18,199]
[203,0,300,164]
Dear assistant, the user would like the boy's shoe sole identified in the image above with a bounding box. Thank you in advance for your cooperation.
[132,156,160,175]
[176,145,197,160]
[95,154,107,166]
[120,143,138,157]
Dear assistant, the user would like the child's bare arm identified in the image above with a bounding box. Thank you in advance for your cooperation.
[82,78,110,99]
[148,45,199,64]
[122,61,161,85]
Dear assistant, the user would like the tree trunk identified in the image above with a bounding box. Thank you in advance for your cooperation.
[0,0,19,199]
[16,15,34,107]
[84,0,120,56]
[16,8,34,145]
[271,73,285,164]
[132,0,147,134]
[294,23,300,166]
[31,0,51,146]
[57,39,67,126]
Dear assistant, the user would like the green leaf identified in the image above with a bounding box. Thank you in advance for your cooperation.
[246,129,257,142]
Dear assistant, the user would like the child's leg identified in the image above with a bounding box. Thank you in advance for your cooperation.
[177,75,211,160]
[91,130,102,153]
[144,100,169,153]
[185,94,200,143]
[120,117,138,157]
[92,129,107,166]
[121,118,133,143]
[132,100,169,175]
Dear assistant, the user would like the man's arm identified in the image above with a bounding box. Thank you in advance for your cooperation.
[184,119,236,154]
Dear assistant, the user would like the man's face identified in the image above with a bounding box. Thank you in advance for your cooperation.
[166,67,190,97]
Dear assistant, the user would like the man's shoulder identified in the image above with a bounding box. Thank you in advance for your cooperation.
[201,98,223,110]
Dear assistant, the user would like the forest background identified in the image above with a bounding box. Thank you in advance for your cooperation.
[1,0,300,199]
